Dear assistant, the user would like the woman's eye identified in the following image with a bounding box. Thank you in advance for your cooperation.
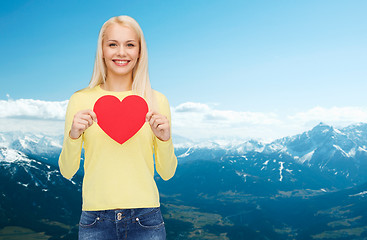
[109,43,117,47]
[127,43,135,47]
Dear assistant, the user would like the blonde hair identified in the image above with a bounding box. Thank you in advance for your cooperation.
[88,15,155,110]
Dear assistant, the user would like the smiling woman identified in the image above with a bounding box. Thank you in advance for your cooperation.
[58,15,177,240]
[102,24,140,80]
[88,16,154,110]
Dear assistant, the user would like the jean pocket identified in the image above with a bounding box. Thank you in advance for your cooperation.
[79,211,100,228]
[135,207,165,229]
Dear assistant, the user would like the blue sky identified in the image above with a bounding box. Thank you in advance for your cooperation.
[1,0,366,140]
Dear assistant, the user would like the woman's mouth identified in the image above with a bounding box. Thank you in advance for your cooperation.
[113,60,130,66]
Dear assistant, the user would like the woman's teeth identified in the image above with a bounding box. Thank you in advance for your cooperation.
[114,60,128,64]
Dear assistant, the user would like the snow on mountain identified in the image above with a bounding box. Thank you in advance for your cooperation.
[256,122,367,164]
[296,150,315,164]
[0,147,75,190]
[342,122,367,145]
[0,145,83,238]
[349,191,367,197]
[0,131,63,166]
[1,123,367,240]
[0,147,30,164]
[1,122,366,163]
[171,134,195,148]
[1,122,367,186]
[0,131,62,150]
[176,122,367,161]
[172,122,367,186]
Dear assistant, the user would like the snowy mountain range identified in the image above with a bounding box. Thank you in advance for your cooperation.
[0,131,63,167]
[1,122,367,239]
[175,122,367,160]
[1,122,367,187]
[174,122,367,187]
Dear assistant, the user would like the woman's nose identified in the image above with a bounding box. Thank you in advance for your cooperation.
[118,46,127,56]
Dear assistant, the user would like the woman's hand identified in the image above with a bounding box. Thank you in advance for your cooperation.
[146,111,171,141]
[69,109,97,139]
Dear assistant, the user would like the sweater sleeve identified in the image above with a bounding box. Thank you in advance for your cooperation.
[58,94,83,180]
[153,94,178,181]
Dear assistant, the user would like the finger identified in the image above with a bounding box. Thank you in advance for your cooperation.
[79,109,93,115]
[156,122,169,131]
[88,110,98,123]
[153,114,167,122]
[146,111,155,122]
[74,123,87,132]
[149,115,158,127]
[77,109,97,123]
[152,118,166,129]
[79,114,93,126]
[77,119,90,128]
[149,110,159,115]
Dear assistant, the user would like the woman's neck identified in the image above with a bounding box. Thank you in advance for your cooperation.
[102,75,133,92]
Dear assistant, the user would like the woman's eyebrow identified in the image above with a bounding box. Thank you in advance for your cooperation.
[106,39,137,42]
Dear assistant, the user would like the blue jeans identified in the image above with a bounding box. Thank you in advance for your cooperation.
[78,207,166,240]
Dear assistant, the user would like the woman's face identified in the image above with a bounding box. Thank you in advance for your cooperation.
[102,24,140,80]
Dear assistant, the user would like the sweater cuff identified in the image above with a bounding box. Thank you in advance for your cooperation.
[155,137,175,155]
[67,132,83,143]
[66,132,83,144]
[155,136,173,146]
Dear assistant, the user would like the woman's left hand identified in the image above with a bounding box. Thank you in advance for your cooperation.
[146,111,171,141]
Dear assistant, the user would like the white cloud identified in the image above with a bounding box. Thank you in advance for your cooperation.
[174,102,210,112]
[0,98,366,141]
[0,98,67,136]
[288,106,367,124]
[0,118,65,136]
[171,102,282,141]
[0,99,68,120]
[171,103,367,141]
[285,106,367,135]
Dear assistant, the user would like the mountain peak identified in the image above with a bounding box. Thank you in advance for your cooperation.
[310,122,333,133]
[317,122,329,127]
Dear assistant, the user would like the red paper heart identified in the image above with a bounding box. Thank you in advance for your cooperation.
[93,95,148,144]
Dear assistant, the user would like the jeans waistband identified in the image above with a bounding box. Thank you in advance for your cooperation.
[82,207,160,222]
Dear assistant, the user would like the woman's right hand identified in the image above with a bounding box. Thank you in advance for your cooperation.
[69,109,97,139]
